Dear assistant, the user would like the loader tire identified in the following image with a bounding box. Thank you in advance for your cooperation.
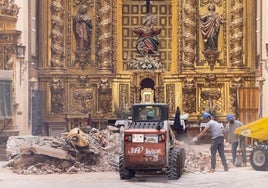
[167,148,181,180]
[119,151,132,179]
[250,147,268,171]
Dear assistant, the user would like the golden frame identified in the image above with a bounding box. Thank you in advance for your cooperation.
[141,88,154,103]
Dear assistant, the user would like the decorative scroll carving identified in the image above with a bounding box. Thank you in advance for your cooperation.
[50,0,64,68]
[127,55,162,72]
[229,1,244,68]
[203,74,223,88]
[98,77,110,93]
[2,0,19,17]
[182,0,197,70]
[96,0,113,71]
[73,0,93,7]
[50,78,64,114]
[199,74,223,113]
[119,84,129,108]
[230,76,244,117]
[183,77,196,113]
[202,50,220,70]
[200,0,222,6]
[98,77,112,113]
[77,75,90,88]
[166,84,175,114]
[70,81,96,113]
[155,85,164,103]
[74,51,91,70]
[73,90,93,109]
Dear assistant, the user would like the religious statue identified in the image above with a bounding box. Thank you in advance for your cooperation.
[133,14,162,55]
[73,5,92,51]
[200,4,225,51]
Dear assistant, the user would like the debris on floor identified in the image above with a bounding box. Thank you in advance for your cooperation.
[5,126,232,175]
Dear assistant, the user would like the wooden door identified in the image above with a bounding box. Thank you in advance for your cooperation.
[238,87,259,124]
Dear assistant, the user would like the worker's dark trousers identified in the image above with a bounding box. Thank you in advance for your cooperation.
[210,136,228,170]
[232,140,247,164]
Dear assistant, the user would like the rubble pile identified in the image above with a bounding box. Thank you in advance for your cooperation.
[6,126,121,175]
[5,127,232,175]
[183,146,233,173]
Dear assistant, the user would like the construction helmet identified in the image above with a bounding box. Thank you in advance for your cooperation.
[226,114,234,121]
[202,112,211,119]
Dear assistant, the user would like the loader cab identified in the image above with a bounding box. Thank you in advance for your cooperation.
[132,103,169,122]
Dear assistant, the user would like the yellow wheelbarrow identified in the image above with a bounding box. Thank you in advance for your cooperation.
[235,117,268,171]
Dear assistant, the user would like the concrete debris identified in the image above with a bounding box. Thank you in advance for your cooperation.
[5,126,232,175]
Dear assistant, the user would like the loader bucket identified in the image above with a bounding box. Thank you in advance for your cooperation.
[234,116,268,141]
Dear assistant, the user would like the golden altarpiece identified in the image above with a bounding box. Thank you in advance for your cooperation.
[0,0,21,160]
[37,0,257,135]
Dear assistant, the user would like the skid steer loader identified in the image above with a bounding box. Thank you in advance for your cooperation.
[119,103,185,180]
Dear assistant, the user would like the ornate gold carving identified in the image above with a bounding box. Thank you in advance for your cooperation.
[73,0,93,7]
[199,74,223,115]
[202,50,220,70]
[119,84,129,108]
[229,1,244,68]
[50,78,65,114]
[1,0,19,16]
[203,74,223,88]
[229,76,244,115]
[50,0,64,69]
[128,55,163,71]
[77,75,90,87]
[96,0,113,71]
[70,81,96,113]
[37,1,257,126]
[183,77,196,113]
[73,90,93,109]
[98,77,112,113]
[74,51,91,70]
[98,77,110,93]
[182,0,197,70]
[166,84,175,114]
[200,0,222,7]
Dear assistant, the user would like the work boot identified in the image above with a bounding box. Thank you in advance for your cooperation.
[209,168,215,173]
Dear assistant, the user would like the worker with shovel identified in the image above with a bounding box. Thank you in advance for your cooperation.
[192,112,228,173]
[225,114,247,167]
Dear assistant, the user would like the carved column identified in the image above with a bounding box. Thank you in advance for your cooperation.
[230,0,244,68]
[96,0,113,72]
[182,0,197,70]
[50,0,65,69]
